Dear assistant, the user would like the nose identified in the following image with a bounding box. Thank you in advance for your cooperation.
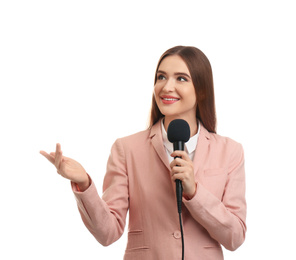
[162,78,175,92]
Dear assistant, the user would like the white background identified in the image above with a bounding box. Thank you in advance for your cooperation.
[1,0,296,259]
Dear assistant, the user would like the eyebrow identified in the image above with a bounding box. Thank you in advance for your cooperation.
[157,70,191,79]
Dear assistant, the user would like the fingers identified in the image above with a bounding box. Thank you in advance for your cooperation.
[170,152,194,180]
[40,150,55,164]
[171,165,187,178]
[171,172,185,182]
[170,157,185,168]
[40,143,63,169]
[54,143,63,169]
[169,152,196,198]
[170,156,192,169]
[170,150,190,161]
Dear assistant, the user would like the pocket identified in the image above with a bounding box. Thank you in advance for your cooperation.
[126,230,149,252]
[203,244,223,260]
[204,242,221,249]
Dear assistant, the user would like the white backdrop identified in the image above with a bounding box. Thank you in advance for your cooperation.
[1,0,296,259]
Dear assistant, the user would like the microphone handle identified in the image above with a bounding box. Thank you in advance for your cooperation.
[173,141,185,152]
[176,179,183,214]
[173,141,185,214]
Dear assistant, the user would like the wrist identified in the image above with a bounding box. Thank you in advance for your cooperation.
[76,175,90,192]
[184,183,197,200]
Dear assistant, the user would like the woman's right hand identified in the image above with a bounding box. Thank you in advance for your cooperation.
[40,143,90,191]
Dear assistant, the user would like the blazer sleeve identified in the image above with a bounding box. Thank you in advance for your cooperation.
[71,138,129,246]
[183,142,247,251]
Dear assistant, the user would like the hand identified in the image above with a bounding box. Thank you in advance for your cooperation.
[170,150,197,200]
[40,143,90,191]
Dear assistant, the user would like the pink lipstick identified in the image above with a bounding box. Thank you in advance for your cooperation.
[161,95,180,104]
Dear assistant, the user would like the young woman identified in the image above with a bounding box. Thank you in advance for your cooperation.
[40,46,247,259]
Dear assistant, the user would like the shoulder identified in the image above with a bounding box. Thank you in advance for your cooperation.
[200,128,245,173]
[110,121,162,157]
[119,128,151,144]
[209,132,242,150]
[201,124,244,159]
[115,120,161,148]
[198,122,241,149]
[111,128,151,153]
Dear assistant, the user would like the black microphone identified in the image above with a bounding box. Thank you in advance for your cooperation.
[167,119,190,213]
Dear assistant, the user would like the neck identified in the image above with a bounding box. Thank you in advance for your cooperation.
[164,116,198,137]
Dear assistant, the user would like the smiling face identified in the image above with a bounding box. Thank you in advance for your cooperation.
[154,55,197,129]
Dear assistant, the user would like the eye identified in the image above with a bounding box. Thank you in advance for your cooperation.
[177,76,187,82]
[157,74,166,81]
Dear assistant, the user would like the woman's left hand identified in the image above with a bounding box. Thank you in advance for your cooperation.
[170,150,197,200]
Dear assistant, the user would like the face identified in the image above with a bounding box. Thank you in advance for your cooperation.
[154,55,197,124]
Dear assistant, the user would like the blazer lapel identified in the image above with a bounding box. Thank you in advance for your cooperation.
[149,120,211,175]
[193,123,211,176]
[149,120,171,172]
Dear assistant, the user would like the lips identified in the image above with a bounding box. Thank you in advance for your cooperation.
[160,95,180,104]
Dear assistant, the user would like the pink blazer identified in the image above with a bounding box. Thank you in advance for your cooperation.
[72,120,246,259]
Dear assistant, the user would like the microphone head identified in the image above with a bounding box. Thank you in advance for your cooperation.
[167,119,190,143]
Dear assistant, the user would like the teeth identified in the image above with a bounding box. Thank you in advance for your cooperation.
[163,98,178,101]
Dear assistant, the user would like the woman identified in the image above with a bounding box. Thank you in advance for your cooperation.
[40,46,247,259]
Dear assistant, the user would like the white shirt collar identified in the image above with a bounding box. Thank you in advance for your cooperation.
[161,119,200,155]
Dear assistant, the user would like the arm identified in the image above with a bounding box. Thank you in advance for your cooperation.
[72,139,129,246]
[40,141,129,246]
[183,143,247,251]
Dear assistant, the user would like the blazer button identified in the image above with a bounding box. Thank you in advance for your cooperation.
[173,231,181,239]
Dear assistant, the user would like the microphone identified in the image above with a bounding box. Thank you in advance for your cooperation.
[167,119,190,213]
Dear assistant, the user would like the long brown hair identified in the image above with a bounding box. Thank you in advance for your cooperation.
[149,46,217,133]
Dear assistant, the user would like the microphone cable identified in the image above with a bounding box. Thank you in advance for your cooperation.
[176,180,184,260]
[178,210,184,260]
